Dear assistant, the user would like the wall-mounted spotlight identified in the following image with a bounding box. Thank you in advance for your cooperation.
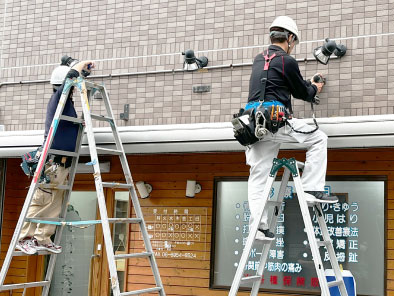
[186,180,202,198]
[182,49,209,71]
[313,38,347,65]
[136,181,152,199]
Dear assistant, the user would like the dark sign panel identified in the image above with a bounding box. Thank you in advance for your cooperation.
[212,180,384,296]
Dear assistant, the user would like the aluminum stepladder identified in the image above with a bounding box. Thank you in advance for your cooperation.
[0,76,165,296]
[229,158,348,296]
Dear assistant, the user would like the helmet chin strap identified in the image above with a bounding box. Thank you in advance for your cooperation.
[287,35,295,54]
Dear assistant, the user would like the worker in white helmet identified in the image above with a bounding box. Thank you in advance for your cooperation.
[17,59,95,255]
[50,65,70,91]
[245,16,337,241]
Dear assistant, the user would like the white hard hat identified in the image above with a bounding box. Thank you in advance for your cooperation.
[50,65,70,85]
[269,16,300,44]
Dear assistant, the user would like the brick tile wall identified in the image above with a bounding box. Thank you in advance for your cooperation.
[0,0,393,131]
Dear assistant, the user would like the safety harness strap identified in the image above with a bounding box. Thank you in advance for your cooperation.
[259,50,285,102]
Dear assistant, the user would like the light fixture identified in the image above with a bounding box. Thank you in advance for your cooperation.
[313,38,347,65]
[136,181,152,199]
[182,49,209,71]
[186,180,202,198]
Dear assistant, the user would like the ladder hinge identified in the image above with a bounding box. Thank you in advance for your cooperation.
[269,157,299,177]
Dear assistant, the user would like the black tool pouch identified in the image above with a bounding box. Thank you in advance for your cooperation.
[256,105,286,135]
[231,108,259,146]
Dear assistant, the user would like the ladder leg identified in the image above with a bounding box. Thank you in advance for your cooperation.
[79,82,121,296]
[292,174,331,296]
[229,174,276,296]
[100,87,166,295]
[250,167,292,296]
[316,204,348,296]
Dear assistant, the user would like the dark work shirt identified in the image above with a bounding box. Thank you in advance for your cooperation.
[44,84,79,152]
[247,45,317,111]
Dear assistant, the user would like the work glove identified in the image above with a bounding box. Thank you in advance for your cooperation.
[312,95,320,105]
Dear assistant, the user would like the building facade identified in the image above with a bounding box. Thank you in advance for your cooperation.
[0,0,393,295]
[0,0,393,130]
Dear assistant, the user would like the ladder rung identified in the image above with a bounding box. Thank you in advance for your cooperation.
[91,113,113,122]
[317,240,331,247]
[96,147,123,155]
[24,218,143,226]
[48,149,78,157]
[296,161,305,169]
[115,252,152,259]
[24,219,100,226]
[240,275,262,284]
[267,200,282,206]
[0,281,50,291]
[108,218,142,224]
[85,81,104,91]
[120,287,162,296]
[102,182,133,189]
[13,250,52,256]
[59,115,84,124]
[38,184,71,190]
[327,280,342,288]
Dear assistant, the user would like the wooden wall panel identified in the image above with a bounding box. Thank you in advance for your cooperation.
[0,159,42,296]
[0,148,392,295]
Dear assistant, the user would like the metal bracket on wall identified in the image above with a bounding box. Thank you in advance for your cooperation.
[120,104,129,121]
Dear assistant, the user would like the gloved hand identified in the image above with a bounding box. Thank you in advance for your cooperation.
[311,73,325,93]
[312,95,320,105]
[72,60,95,76]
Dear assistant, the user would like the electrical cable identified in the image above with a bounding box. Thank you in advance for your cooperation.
[287,101,319,134]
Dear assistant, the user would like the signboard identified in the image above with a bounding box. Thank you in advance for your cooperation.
[212,179,384,295]
[144,207,209,260]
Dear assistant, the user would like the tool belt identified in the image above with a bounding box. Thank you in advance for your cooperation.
[20,148,72,183]
[231,101,289,146]
[49,155,72,168]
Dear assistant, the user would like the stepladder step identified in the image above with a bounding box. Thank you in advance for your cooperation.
[102,182,133,189]
[47,148,78,158]
[114,252,152,259]
[38,183,71,190]
[327,279,342,288]
[120,287,162,296]
[240,275,262,284]
[13,250,52,256]
[0,281,50,291]
[96,147,123,155]
[90,113,113,122]
[24,217,143,226]
[59,115,84,124]
[317,239,331,247]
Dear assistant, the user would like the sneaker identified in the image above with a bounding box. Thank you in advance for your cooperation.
[256,229,275,241]
[35,242,62,254]
[304,191,338,204]
[15,237,37,255]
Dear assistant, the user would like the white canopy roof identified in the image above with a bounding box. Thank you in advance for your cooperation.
[0,115,393,157]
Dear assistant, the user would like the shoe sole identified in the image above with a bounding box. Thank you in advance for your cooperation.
[304,193,338,204]
[15,245,36,255]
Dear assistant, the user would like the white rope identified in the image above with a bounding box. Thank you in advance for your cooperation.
[2,32,394,70]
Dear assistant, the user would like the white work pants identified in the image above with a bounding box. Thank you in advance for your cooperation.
[245,118,328,230]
